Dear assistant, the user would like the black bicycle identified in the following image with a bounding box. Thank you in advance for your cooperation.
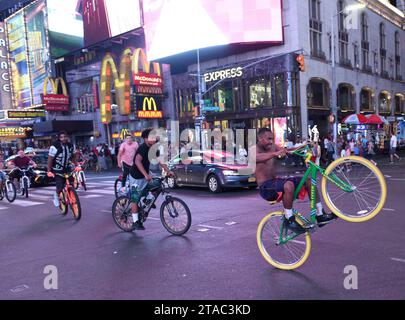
[112,177,192,235]
[0,172,17,203]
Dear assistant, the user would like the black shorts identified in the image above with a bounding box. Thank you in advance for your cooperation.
[259,176,303,202]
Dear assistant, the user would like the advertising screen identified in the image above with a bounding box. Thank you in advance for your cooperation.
[47,0,84,57]
[6,11,32,109]
[26,0,50,105]
[81,0,142,46]
[143,0,283,61]
[0,22,12,110]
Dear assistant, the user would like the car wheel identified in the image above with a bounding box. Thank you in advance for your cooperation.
[207,174,222,193]
[167,176,177,189]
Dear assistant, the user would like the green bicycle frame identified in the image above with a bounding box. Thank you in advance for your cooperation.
[278,145,354,245]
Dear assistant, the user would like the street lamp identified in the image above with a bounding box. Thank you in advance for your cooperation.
[330,3,366,146]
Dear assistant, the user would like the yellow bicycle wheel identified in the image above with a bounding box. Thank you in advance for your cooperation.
[321,156,387,223]
[257,211,311,270]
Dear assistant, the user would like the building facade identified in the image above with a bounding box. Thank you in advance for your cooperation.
[170,0,405,142]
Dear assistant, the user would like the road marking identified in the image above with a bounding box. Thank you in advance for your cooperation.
[391,179,405,181]
[81,195,103,199]
[86,176,117,180]
[197,228,210,232]
[148,217,160,221]
[225,221,237,226]
[391,257,405,263]
[30,189,54,195]
[383,208,395,212]
[10,284,29,293]
[384,175,392,178]
[0,207,9,210]
[13,200,44,206]
[198,224,224,230]
[88,189,114,195]
[30,194,51,201]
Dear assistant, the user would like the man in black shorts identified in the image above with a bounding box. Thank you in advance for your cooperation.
[253,128,337,234]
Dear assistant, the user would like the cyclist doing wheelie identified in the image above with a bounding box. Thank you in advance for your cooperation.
[9,150,37,191]
[129,128,173,230]
[47,131,77,207]
[253,128,337,234]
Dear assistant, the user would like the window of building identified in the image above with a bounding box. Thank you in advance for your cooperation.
[309,0,324,58]
[360,88,374,111]
[338,0,350,66]
[274,74,287,107]
[361,13,371,72]
[380,23,387,77]
[249,78,272,109]
[395,32,401,80]
[337,83,355,111]
[210,81,237,112]
[307,78,330,109]
[394,94,404,114]
[378,91,391,114]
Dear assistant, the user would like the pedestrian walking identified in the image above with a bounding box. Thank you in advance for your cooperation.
[390,133,401,163]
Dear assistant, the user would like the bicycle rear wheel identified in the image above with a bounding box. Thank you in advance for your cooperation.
[160,197,191,235]
[112,196,135,232]
[321,156,387,223]
[59,192,68,215]
[257,211,311,270]
[5,181,16,203]
[67,187,81,220]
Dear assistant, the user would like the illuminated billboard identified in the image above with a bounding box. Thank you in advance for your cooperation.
[47,0,84,57]
[81,0,141,46]
[6,11,32,109]
[143,0,283,61]
[26,0,51,105]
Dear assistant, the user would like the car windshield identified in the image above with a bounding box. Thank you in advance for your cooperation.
[32,152,48,166]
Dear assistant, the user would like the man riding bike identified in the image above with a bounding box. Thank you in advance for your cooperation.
[253,128,337,234]
[8,150,37,191]
[47,131,77,207]
[129,128,173,230]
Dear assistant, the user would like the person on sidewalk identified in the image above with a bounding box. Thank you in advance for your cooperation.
[390,133,401,163]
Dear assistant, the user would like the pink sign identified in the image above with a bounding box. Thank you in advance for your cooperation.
[143,0,283,61]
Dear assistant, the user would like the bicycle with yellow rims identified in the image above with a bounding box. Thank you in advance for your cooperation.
[257,144,387,270]
[55,172,82,221]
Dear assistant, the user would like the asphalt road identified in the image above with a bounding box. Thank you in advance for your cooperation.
[0,159,404,300]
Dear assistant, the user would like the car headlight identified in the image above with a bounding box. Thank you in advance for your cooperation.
[222,170,239,176]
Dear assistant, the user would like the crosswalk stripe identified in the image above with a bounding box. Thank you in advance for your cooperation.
[81,195,103,199]
[30,194,51,200]
[89,189,114,195]
[13,200,44,206]
[0,207,8,210]
[30,190,55,195]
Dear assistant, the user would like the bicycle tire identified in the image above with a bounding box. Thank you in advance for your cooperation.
[67,187,81,220]
[160,197,191,235]
[321,156,387,223]
[114,178,121,198]
[59,191,68,216]
[112,196,135,232]
[257,211,311,270]
[5,181,16,203]
[23,178,29,198]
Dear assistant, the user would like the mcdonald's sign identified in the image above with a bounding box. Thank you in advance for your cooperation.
[100,48,162,124]
[41,77,70,112]
[137,96,163,119]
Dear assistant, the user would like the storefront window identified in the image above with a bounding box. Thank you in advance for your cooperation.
[212,81,235,112]
[394,94,404,114]
[338,83,355,111]
[378,91,391,114]
[249,78,271,109]
[307,78,330,109]
[274,74,286,107]
[360,88,374,111]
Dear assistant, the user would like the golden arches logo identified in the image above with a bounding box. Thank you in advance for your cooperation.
[142,97,157,111]
[43,77,68,96]
[100,48,162,124]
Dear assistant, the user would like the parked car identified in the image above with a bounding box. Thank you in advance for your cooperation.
[167,150,257,193]
[5,149,55,186]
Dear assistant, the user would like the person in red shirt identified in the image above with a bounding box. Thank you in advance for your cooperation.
[9,150,37,190]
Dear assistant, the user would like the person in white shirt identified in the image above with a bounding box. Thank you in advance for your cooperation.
[390,134,401,163]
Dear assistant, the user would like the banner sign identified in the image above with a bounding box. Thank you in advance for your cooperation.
[137,96,163,119]
[7,110,46,119]
[0,126,30,138]
[133,71,163,87]
[42,94,69,111]
[0,22,11,110]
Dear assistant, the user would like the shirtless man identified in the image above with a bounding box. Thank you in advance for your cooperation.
[253,128,336,234]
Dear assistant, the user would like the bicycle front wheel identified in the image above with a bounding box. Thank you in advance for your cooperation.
[5,181,16,203]
[257,211,311,270]
[112,196,135,232]
[67,187,81,220]
[321,156,387,223]
[160,197,191,235]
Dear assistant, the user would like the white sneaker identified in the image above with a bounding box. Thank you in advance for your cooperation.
[53,193,60,207]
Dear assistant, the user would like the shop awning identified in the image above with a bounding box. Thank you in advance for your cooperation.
[33,120,93,135]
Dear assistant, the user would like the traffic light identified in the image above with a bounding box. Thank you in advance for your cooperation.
[296,54,305,72]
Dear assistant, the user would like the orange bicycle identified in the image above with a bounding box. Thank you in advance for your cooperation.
[55,172,82,220]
